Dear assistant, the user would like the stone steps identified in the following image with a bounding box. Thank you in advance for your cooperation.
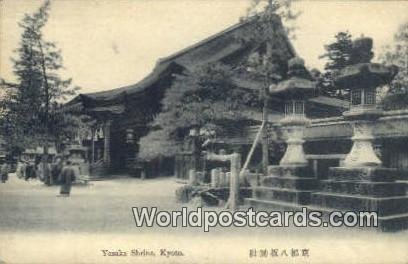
[244,198,408,232]
[311,191,408,217]
[396,180,408,194]
[268,165,313,177]
[319,180,406,197]
[306,204,408,232]
[375,212,408,232]
[328,167,399,182]
[247,165,408,231]
[246,165,318,217]
[262,176,317,190]
[245,197,307,212]
[253,186,312,205]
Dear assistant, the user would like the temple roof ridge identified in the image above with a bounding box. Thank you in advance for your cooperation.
[71,14,296,102]
[157,14,297,65]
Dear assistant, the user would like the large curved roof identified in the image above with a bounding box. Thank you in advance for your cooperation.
[66,15,297,110]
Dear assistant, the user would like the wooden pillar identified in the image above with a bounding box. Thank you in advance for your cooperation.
[91,127,95,164]
[103,120,112,166]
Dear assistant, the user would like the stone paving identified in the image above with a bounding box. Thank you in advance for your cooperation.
[0,174,185,233]
[0,174,406,263]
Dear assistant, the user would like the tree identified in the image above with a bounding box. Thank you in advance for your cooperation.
[138,63,260,161]
[244,0,300,40]
[139,0,296,170]
[380,21,408,110]
[318,31,353,99]
[321,31,353,70]
[1,1,79,183]
[238,0,299,173]
[241,0,300,71]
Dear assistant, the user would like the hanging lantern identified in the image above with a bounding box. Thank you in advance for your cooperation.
[126,129,134,143]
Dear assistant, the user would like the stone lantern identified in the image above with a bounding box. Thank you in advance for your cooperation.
[269,57,316,167]
[334,37,398,167]
[310,37,408,232]
[245,57,318,209]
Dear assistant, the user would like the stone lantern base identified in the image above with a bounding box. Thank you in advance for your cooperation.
[279,119,310,167]
[310,167,408,231]
[245,165,318,211]
[310,110,408,231]
[279,137,308,167]
[245,118,317,210]
[343,120,382,167]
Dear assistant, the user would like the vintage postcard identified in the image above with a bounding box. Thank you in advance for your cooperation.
[0,0,407,263]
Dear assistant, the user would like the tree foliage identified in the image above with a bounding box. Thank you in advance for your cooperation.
[240,0,300,82]
[139,0,296,161]
[138,63,261,161]
[244,0,300,40]
[0,0,80,152]
[380,21,408,110]
[317,31,353,99]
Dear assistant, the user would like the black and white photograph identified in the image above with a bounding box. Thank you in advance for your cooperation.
[0,0,407,263]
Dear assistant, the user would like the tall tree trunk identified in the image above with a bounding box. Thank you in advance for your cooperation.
[37,37,51,185]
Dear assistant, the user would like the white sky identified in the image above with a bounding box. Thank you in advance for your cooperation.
[1,0,407,94]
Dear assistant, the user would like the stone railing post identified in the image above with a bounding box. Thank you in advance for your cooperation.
[226,172,231,186]
[188,169,198,186]
[229,153,241,210]
[206,152,241,210]
[219,171,226,187]
[210,168,220,188]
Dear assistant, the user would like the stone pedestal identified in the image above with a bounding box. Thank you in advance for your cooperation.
[344,121,382,167]
[280,124,308,167]
[245,117,316,210]
[311,167,408,231]
[245,165,317,210]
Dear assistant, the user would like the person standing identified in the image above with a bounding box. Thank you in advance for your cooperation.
[16,159,26,179]
[1,162,9,183]
[25,161,34,181]
[58,160,75,197]
[51,157,63,184]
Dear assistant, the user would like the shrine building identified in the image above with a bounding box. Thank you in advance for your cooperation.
[65,16,408,181]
